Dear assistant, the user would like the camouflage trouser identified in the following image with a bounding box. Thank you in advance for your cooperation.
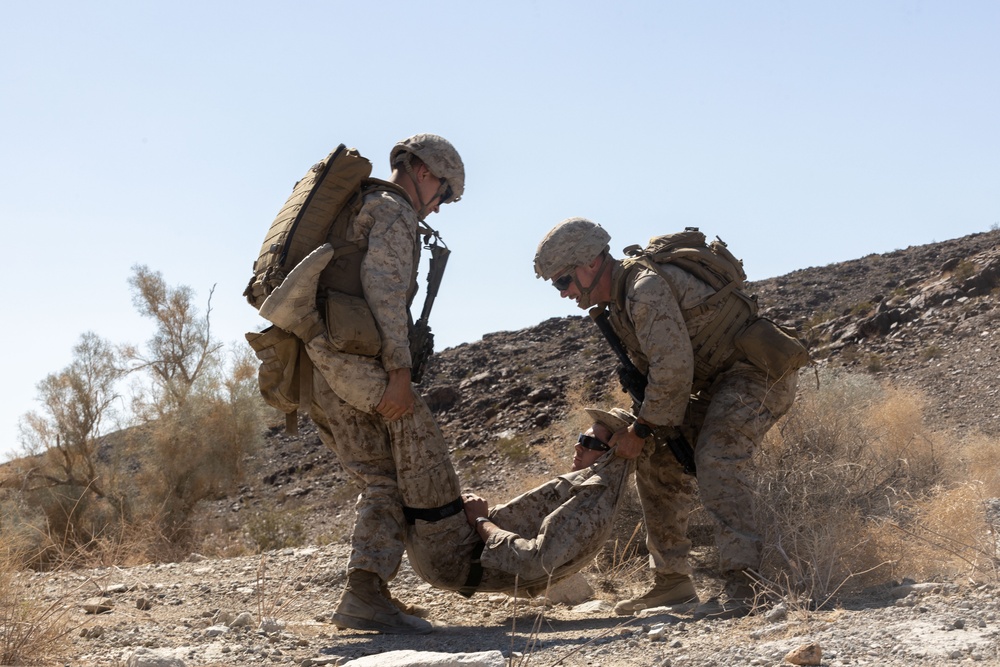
[637,361,798,575]
[406,454,633,596]
[306,339,462,584]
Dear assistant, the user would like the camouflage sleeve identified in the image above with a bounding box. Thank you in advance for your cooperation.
[354,193,419,372]
[627,269,696,426]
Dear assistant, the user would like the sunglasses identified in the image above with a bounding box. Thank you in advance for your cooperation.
[438,178,454,204]
[552,272,574,291]
[577,433,610,452]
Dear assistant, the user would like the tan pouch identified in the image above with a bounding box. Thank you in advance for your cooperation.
[325,291,382,357]
[245,326,302,414]
[735,318,810,379]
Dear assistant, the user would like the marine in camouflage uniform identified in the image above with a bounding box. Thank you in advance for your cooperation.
[534,218,802,620]
[259,134,465,635]
[409,408,635,597]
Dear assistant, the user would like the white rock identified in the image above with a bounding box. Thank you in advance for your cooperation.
[229,611,253,627]
[543,573,594,605]
[571,599,614,614]
[339,649,505,667]
[125,648,186,667]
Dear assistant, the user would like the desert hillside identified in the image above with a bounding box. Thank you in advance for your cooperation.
[223,228,1000,548]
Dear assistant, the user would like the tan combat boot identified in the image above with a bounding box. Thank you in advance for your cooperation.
[258,243,333,340]
[614,572,699,616]
[332,569,433,634]
[692,570,758,621]
[380,580,430,618]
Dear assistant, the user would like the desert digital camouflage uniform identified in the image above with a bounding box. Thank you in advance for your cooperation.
[306,189,459,583]
[303,337,634,596]
[406,452,635,596]
[608,261,798,575]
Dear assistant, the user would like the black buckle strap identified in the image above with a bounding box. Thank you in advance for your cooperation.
[402,497,464,525]
[458,540,486,598]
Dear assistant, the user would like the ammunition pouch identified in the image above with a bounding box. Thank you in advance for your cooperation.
[324,290,382,357]
[245,326,312,434]
[735,317,811,379]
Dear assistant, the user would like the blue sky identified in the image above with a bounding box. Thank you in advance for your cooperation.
[2,1,998,460]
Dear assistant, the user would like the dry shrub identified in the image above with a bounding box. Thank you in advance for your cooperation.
[246,508,308,553]
[884,482,999,582]
[0,547,78,664]
[588,481,648,600]
[961,433,1000,497]
[754,370,955,601]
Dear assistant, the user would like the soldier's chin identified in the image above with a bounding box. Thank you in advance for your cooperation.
[574,294,593,310]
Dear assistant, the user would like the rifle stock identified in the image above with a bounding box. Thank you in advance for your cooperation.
[589,307,697,475]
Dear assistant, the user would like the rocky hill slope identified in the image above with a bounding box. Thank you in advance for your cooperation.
[231,228,1000,549]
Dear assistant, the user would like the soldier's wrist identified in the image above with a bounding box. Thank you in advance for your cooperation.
[631,421,653,439]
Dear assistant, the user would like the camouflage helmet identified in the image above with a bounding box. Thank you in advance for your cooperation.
[534,217,612,279]
[390,133,465,204]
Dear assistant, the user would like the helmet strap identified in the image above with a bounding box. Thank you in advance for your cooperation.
[572,254,609,309]
[402,158,431,220]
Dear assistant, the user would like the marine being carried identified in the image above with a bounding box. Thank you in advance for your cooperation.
[258,244,637,607]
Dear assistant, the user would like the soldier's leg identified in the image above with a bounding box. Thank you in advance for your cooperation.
[308,344,471,605]
[692,363,797,621]
[695,363,797,575]
[615,443,699,615]
[311,382,405,582]
[390,393,477,592]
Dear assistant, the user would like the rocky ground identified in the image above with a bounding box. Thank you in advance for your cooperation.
[13,229,1000,666]
[31,542,1000,666]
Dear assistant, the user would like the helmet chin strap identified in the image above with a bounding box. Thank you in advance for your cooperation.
[571,255,609,309]
[403,159,432,220]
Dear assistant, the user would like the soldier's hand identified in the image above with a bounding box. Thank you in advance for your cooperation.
[610,426,645,459]
[462,493,490,526]
[376,368,415,421]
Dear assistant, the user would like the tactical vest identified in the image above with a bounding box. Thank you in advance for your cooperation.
[243,144,426,432]
[316,179,419,304]
[609,229,758,391]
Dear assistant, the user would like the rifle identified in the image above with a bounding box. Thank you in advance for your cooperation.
[409,226,450,384]
[589,306,697,475]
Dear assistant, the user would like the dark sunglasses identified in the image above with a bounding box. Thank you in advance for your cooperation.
[577,433,610,452]
[438,178,453,203]
[552,272,574,291]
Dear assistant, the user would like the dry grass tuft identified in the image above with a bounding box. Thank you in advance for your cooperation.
[753,369,1000,604]
[0,547,80,665]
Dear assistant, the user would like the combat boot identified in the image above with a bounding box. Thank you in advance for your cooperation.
[332,569,432,635]
[380,579,430,618]
[258,243,334,340]
[692,570,758,621]
[614,572,699,615]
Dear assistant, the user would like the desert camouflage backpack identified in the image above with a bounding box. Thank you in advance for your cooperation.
[615,228,809,384]
[243,144,447,432]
